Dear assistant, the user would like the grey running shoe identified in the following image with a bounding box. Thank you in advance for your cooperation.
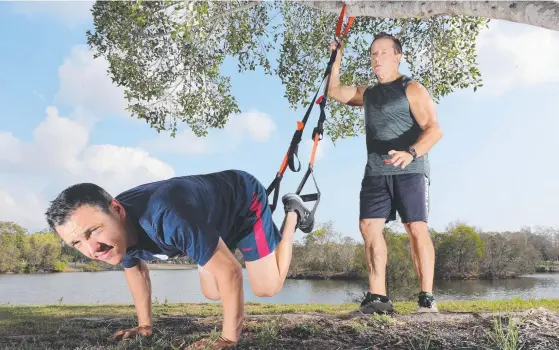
[417,291,439,313]
[282,193,314,233]
[350,292,395,315]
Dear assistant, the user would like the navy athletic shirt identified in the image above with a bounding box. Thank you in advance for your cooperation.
[117,169,259,268]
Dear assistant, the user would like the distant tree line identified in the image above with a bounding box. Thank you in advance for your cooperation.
[284,220,558,284]
[1,220,558,280]
[0,222,67,274]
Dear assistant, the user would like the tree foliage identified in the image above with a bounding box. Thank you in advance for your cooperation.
[480,231,541,279]
[433,221,486,278]
[0,222,67,273]
[0,217,557,297]
[86,0,488,141]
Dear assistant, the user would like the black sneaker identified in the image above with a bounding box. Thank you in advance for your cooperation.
[417,291,439,313]
[282,193,314,233]
[350,292,395,315]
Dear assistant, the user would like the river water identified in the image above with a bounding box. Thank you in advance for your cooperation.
[1,270,557,305]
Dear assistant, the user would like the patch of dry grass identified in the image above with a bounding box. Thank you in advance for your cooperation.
[1,299,558,349]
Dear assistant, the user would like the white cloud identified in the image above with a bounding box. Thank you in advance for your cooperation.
[55,45,128,117]
[0,106,175,230]
[141,109,277,155]
[304,138,328,163]
[10,1,93,29]
[82,145,175,195]
[476,20,559,97]
[32,106,92,175]
[0,186,46,231]
[225,109,277,143]
[0,40,179,231]
[0,131,23,163]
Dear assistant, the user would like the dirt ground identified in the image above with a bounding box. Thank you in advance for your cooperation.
[1,307,558,349]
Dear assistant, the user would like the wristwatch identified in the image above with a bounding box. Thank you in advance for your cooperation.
[406,147,417,160]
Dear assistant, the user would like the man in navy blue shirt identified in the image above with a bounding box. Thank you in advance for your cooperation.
[45,169,312,349]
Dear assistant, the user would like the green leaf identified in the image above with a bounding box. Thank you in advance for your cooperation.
[87,1,488,141]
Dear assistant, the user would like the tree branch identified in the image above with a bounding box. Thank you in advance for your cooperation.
[296,1,559,31]
[205,0,262,23]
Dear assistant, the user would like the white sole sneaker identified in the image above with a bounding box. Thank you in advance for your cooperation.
[417,301,439,313]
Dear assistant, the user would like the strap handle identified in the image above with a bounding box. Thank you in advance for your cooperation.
[267,3,354,213]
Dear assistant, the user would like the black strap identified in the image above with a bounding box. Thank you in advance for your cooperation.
[266,16,350,214]
[286,48,338,173]
[266,173,282,213]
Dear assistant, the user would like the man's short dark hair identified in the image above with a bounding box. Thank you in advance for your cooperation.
[45,183,113,232]
[369,32,403,55]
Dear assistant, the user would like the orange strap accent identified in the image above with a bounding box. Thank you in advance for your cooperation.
[343,17,355,39]
[335,3,347,37]
[273,3,353,177]
[309,133,320,166]
[278,153,289,175]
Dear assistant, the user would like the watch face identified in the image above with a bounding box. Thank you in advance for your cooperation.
[409,148,416,154]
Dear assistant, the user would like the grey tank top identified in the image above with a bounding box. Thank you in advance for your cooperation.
[362,75,430,178]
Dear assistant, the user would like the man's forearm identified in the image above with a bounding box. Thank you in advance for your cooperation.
[328,46,343,94]
[216,267,244,341]
[412,124,443,158]
[125,262,153,327]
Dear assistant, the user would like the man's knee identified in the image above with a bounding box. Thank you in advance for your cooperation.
[201,287,221,301]
[252,281,282,297]
[359,219,385,241]
[198,265,221,301]
[404,221,429,239]
[245,253,283,297]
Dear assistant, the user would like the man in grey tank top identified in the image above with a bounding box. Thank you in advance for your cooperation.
[327,32,443,314]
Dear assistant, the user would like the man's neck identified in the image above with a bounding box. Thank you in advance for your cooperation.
[125,217,138,249]
[377,71,402,84]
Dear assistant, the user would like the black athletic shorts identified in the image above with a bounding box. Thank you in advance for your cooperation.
[359,173,430,223]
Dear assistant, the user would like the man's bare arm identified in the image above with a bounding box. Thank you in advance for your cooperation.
[327,42,368,106]
[124,261,153,328]
[407,81,444,157]
[202,238,244,342]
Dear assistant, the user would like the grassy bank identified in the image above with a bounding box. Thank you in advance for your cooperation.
[64,262,198,272]
[1,299,558,349]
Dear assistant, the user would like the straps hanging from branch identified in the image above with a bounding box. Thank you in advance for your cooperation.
[266,3,354,214]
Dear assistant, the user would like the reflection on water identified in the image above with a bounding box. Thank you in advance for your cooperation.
[434,274,558,301]
[0,270,557,305]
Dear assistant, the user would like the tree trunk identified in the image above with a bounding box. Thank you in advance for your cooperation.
[298,1,559,31]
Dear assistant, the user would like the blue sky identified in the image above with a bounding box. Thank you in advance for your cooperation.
[1,2,558,242]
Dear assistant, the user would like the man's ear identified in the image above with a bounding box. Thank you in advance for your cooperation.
[111,199,126,220]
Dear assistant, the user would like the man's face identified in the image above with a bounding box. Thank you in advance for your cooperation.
[55,200,129,265]
[370,38,401,76]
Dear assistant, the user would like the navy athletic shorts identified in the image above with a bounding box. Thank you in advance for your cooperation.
[234,178,283,262]
[359,173,430,223]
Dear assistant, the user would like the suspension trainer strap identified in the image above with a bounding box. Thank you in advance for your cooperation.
[267,4,354,213]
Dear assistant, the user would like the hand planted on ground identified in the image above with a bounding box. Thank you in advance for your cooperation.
[185,336,237,350]
[108,325,152,341]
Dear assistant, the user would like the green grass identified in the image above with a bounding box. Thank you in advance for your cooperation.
[1,298,558,335]
[1,299,558,349]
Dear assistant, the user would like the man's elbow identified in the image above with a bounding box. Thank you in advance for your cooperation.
[434,125,443,141]
[425,122,443,141]
[327,85,339,99]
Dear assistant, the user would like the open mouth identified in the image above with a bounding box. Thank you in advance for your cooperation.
[96,245,114,260]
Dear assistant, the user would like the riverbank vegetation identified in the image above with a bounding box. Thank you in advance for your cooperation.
[1,220,558,284]
[1,299,558,349]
